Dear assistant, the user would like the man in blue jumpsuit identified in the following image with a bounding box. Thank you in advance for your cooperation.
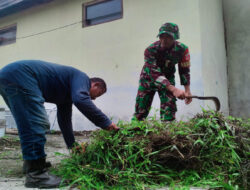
[0,60,119,188]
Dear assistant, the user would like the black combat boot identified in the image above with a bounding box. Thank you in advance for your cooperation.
[23,159,52,174]
[24,158,62,189]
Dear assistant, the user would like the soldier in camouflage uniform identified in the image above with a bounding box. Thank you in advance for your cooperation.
[134,23,192,121]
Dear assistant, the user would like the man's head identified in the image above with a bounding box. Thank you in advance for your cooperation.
[89,77,107,100]
[157,22,179,49]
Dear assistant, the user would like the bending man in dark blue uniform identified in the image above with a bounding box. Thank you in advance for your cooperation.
[0,60,119,188]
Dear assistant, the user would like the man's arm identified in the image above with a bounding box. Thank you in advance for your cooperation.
[178,47,192,104]
[70,74,113,129]
[57,103,75,148]
[72,91,112,129]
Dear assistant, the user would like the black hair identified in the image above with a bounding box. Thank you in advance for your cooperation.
[90,77,107,92]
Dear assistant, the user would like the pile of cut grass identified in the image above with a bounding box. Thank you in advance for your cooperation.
[54,110,249,189]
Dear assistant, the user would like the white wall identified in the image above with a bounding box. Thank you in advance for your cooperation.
[223,0,250,118]
[0,0,228,130]
[199,0,228,114]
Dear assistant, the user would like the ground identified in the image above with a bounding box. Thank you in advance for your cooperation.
[0,131,206,190]
[0,131,91,190]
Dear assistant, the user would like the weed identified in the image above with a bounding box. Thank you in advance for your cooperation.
[54,110,249,189]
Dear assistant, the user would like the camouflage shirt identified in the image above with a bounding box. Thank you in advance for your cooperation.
[140,40,190,90]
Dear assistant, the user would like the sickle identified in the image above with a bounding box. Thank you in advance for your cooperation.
[187,96,221,111]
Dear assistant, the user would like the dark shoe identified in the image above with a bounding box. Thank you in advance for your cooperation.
[23,160,52,174]
[23,158,62,188]
[25,169,62,189]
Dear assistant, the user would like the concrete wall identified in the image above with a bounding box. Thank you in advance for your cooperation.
[0,0,228,130]
[199,0,228,114]
[223,0,250,118]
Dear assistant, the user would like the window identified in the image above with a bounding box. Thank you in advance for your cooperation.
[82,0,123,27]
[0,24,17,46]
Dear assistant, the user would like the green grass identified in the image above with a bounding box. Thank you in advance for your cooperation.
[54,110,249,190]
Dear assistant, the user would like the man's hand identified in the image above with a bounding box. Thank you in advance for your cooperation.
[184,91,192,104]
[106,123,120,131]
[172,88,186,99]
[71,142,86,155]
[168,85,185,99]
[184,85,192,105]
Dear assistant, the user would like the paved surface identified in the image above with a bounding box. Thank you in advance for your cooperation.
[0,177,68,190]
[0,133,206,190]
[0,133,89,190]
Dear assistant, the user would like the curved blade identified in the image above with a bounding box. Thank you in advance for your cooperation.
[187,96,221,111]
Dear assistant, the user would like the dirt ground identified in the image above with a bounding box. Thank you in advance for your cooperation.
[0,131,91,190]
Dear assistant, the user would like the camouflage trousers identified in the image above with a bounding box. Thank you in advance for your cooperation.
[134,81,177,121]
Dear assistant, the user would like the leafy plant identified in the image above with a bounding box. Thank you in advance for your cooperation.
[54,110,249,189]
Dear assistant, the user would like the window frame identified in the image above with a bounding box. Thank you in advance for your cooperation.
[0,24,17,47]
[82,0,123,27]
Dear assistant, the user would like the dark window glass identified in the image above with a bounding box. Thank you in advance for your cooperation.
[83,0,122,27]
[0,24,16,46]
